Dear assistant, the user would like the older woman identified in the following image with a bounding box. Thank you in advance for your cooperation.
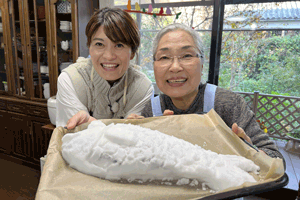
[56,7,153,128]
[128,23,285,163]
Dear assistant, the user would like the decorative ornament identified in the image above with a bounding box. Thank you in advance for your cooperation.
[124,5,174,17]
[166,7,171,15]
[148,4,152,13]
[135,2,141,11]
[127,0,131,10]
[176,12,181,19]
[159,7,164,15]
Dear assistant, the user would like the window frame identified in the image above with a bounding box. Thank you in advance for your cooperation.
[101,0,300,85]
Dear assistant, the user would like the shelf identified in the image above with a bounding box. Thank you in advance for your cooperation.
[15,19,46,23]
[60,30,72,33]
[0,71,7,73]
[60,49,72,52]
[57,13,71,15]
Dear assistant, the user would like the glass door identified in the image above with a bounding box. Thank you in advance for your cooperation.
[49,0,78,96]
[23,0,50,100]
[7,0,28,97]
[0,5,8,93]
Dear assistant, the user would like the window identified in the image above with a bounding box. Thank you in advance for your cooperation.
[99,0,300,97]
[111,0,214,84]
[220,1,300,97]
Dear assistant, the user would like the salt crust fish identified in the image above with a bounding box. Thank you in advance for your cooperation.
[62,121,260,191]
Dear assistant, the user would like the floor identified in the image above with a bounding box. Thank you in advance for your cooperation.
[0,155,40,200]
[0,140,298,200]
[274,139,300,191]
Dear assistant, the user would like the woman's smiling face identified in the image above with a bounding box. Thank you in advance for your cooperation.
[154,30,203,100]
[89,26,134,82]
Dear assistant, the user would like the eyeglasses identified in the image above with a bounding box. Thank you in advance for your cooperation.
[154,49,203,67]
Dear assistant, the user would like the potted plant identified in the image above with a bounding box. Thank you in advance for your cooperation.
[285,129,300,154]
[287,129,300,141]
[57,0,71,14]
[2,81,7,91]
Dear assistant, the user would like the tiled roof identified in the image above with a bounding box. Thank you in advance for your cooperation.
[259,1,300,21]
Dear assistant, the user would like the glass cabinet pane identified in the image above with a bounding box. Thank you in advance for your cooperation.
[8,0,26,96]
[26,0,50,99]
[0,8,8,92]
[55,0,73,76]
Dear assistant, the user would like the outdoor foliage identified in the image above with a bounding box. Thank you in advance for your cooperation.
[220,31,300,97]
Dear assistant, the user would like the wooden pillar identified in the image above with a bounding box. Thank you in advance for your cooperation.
[253,91,259,115]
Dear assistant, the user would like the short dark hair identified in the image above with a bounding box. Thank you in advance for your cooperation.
[85,7,140,55]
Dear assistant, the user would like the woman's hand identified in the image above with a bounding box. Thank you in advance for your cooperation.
[66,110,97,129]
[232,123,253,144]
[232,123,266,154]
[127,110,174,119]
[126,113,145,119]
[163,109,174,116]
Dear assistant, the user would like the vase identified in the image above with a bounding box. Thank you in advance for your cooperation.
[57,0,71,14]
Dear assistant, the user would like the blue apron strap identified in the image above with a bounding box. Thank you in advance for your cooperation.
[203,83,217,113]
[151,93,163,117]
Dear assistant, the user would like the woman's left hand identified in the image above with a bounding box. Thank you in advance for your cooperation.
[232,123,266,154]
[163,109,174,116]
[127,113,145,119]
[232,123,253,145]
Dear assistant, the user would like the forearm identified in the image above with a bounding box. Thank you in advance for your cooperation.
[56,72,89,126]
[232,95,286,168]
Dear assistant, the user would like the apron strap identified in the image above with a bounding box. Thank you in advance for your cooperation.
[151,93,163,117]
[203,83,217,113]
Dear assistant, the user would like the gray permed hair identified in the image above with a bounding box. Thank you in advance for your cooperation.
[152,23,204,61]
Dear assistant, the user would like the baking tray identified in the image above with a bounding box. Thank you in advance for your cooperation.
[200,173,289,200]
[36,112,286,200]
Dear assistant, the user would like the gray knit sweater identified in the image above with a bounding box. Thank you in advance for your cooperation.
[141,83,285,167]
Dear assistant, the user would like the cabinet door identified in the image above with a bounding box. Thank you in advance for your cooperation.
[0,1,11,94]
[6,0,29,98]
[18,0,52,100]
[49,0,78,96]
[9,111,32,159]
[30,116,51,162]
[0,110,13,153]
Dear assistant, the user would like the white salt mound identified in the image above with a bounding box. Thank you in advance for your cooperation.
[61,121,260,191]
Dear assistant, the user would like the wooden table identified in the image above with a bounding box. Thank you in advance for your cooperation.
[42,124,55,132]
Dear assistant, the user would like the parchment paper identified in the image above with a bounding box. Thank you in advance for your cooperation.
[36,110,284,200]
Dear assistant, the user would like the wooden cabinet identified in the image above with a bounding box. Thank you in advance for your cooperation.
[1,0,97,98]
[10,111,32,159]
[0,96,51,169]
[0,109,13,153]
[0,0,98,169]
[30,116,52,162]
